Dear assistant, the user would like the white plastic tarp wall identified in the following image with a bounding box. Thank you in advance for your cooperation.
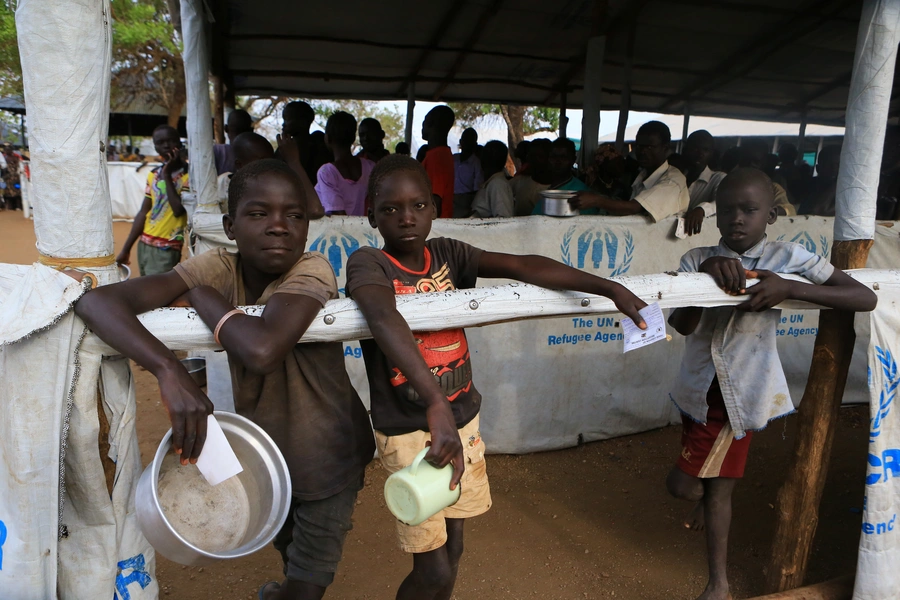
[857,288,900,599]
[21,162,160,221]
[192,214,900,453]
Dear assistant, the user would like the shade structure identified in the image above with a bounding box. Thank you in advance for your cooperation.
[210,0,887,126]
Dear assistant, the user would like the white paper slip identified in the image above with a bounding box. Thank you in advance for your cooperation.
[195,414,244,486]
[674,217,688,240]
[621,302,668,353]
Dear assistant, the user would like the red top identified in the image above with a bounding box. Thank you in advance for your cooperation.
[422,146,455,218]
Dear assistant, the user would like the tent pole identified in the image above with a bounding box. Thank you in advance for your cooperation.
[772,135,780,154]
[764,0,900,593]
[559,90,568,140]
[180,0,219,214]
[679,104,690,153]
[816,136,825,167]
[797,112,808,164]
[615,19,635,154]
[405,81,415,147]
[213,75,225,144]
[581,35,605,167]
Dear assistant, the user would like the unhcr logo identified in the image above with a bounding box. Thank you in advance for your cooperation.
[776,232,830,258]
[308,231,380,278]
[866,347,899,487]
[561,226,634,276]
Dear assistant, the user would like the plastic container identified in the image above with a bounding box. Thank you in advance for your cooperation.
[384,447,461,526]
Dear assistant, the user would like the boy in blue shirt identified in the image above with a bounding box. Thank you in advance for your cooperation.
[667,167,876,600]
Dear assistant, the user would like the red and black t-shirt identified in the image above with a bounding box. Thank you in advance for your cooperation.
[345,238,483,435]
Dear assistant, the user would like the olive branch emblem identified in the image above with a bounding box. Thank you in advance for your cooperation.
[871,347,899,443]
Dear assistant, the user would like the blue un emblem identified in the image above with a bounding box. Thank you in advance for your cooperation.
[561,226,634,276]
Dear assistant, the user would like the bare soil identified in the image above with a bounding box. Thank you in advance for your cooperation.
[0,210,868,599]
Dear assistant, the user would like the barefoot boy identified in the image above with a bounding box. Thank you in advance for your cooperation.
[76,159,375,600]
[666,168,876,600]
[345,155,648,600]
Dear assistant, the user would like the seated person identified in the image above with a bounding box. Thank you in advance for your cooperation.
[419,105,457,218]
[584,143,632,202]
[356,118,390,163]
[533,138,593,215]
[314,111,376,216]
[799,145,841,216]
[395,141,411,156]
[681,130,727,236]
[77,159,376,600]
[453,128,484,217]
[510,138,552,216]
[737,140,797,216]
[571,121,690,221]
[217,131,274,212]
[213,109,253,175]
[470,140,514,218]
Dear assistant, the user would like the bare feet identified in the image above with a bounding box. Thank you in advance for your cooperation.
[695,583,732,600]
[684,501,705,531]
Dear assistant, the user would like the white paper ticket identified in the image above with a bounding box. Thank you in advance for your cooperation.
[621,302,668,353]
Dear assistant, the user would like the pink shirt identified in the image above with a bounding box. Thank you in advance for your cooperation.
[314,158,376,216]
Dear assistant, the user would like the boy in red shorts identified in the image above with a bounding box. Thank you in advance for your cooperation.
[666,167,876,600]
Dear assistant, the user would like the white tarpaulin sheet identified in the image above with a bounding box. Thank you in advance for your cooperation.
[856,288,900,599]
[0,264,156,600]
[192,214,900,453]
[21,162,161,221]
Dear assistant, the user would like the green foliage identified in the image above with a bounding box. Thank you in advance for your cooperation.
[450,103,559,137]
[0,1,21,98]
[110,0,184,120]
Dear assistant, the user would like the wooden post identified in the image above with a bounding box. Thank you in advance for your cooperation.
[559,90,568,140]
[765,241,872,593]
[405,81,415,147]
[766,0,899,592]
[797,112,808,160]
[751,575,854,600]
[615,18,635,154]
[213,74,225,144]
[680,105,690,153]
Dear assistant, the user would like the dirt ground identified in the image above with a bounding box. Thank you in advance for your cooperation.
[1,210,870,599]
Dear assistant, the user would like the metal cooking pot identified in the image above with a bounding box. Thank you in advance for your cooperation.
[180,356,207,388]
[135,411,292,566]
[540,190,579,217]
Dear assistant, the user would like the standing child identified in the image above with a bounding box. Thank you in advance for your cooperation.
[345,155,649,600]
[77,159,375,600]
[314,111,375,216]
[419,105,456,219]
[117,125,189,275]
[666,168,876,600]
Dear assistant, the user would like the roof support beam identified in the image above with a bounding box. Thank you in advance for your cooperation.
[397,1,467,96]
[614,19,636,152]
[542,0,650,106]
[659,0,857,113]
[432,0,505,101]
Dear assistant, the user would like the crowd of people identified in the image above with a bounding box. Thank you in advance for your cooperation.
[98,102,886,600]
[0,143,25,211]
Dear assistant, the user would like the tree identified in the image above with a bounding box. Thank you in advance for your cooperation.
[0,1,21,98]
[450,103,559,150]
[110,0,185,127]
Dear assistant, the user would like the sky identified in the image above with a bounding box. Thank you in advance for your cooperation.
[253,99,845,155]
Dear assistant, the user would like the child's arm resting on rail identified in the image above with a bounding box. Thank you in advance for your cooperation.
[74,272,213,464]
[738,268,878,313]
[351,283,466,490]
[476,252,649,329]
[184,286,322,374]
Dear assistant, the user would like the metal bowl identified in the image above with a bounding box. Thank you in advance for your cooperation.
[180,357,207,388]
[135,411,292,566]
[117,263,131,282]
[540,190,579,217]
